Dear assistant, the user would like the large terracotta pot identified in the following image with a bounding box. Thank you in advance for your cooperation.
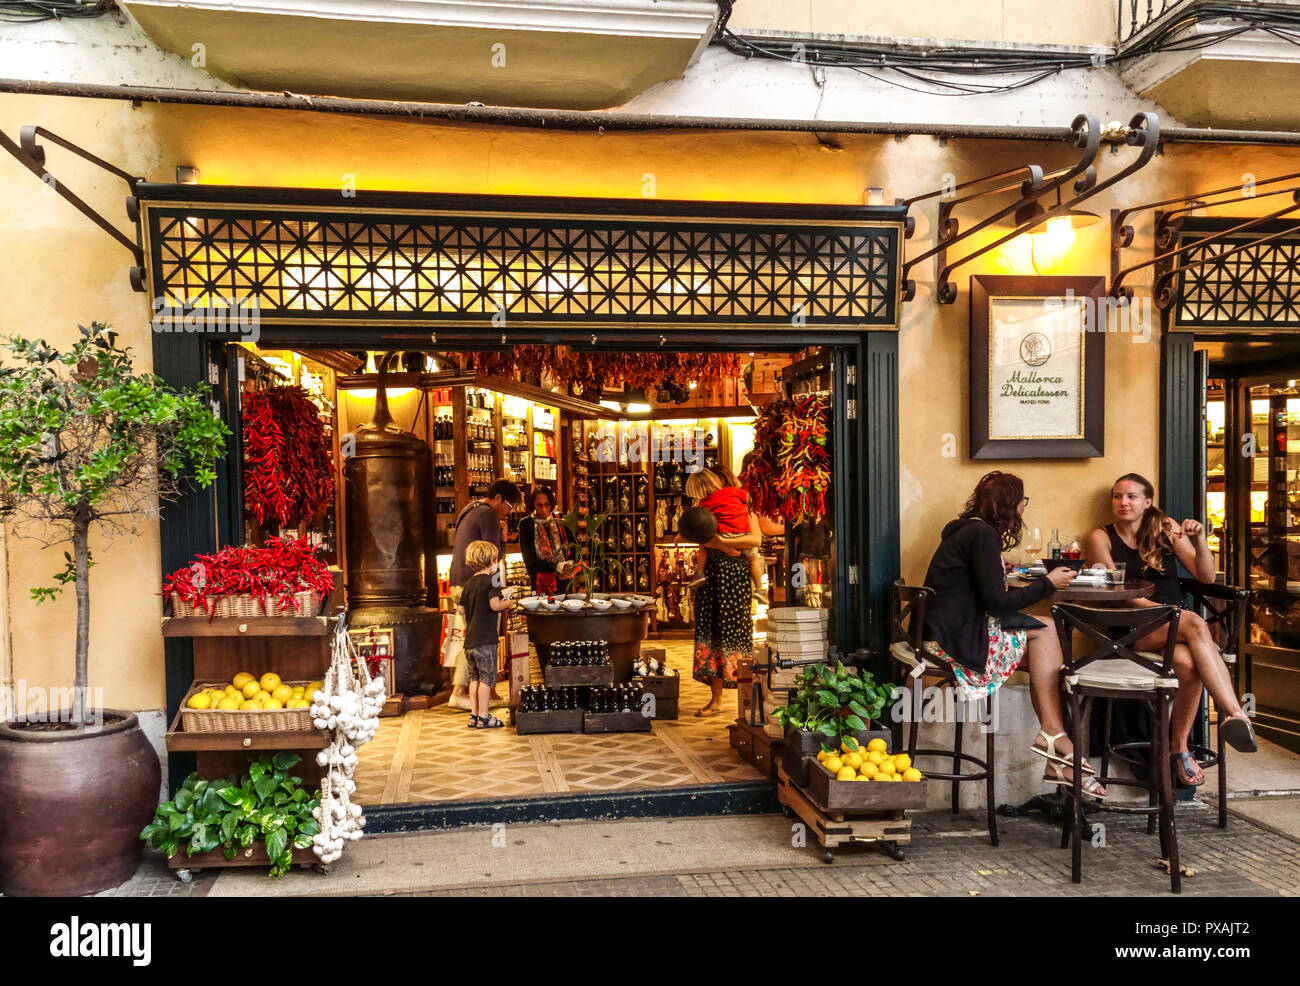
[0,711,161,896]
[523,610,650,683]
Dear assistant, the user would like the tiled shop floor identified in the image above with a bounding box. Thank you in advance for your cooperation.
[352,638,762,805]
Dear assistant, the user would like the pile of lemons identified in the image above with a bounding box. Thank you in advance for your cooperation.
[817,737,924,782]
[187,672,323,711]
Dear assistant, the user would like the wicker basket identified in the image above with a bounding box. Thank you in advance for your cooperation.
[179,680,319,733]
[169,590,320,620]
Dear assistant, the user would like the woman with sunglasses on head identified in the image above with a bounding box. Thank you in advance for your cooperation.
[1083,473,1257,787]
[923,471,1106,797]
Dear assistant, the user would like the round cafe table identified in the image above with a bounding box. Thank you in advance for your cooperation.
[1007,575,1154,604]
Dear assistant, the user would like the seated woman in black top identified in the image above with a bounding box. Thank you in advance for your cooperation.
[1084,473,1257,786]
[517,485,573,595]
[923,471,1106,798]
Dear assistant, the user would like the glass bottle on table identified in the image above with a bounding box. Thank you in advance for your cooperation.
[1048,529,1062,559]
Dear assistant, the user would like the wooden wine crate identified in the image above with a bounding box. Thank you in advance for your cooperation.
[544,664,614,688]
[514,708,584,735]
[731,718,780,779]
[782,728,890,787]
[583,710,652,733]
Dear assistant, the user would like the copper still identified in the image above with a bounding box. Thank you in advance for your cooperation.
[344,354,440,693]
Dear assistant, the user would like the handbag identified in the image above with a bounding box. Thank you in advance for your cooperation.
[1000,611,1046,631]
[440,611,465,668]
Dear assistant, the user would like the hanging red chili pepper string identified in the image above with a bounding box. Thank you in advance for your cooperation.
[242,386,335,527]
[162,537,335,619]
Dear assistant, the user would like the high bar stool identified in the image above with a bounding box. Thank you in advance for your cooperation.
[1052,602,1184,892]
[889,579,999,846]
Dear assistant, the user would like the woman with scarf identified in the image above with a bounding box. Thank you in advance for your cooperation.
[685,465,761,716]
[518,485,573,595]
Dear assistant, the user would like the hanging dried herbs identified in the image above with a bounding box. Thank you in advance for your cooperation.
[742,393,831,525]
[473,347,741,393]
[242,386,334,527]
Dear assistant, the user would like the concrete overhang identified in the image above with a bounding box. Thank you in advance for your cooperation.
[121,0,719,109]
[1120,11,1300,129]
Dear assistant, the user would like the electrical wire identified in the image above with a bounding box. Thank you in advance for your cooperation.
[713,2,1300,97]
[0,1,113,23]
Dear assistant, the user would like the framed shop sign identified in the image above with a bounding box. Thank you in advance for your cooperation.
[970,274,1105,458]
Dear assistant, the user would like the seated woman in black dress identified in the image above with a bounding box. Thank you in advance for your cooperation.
[1084,473,1257,787]
[517,485,573,595]
[924,471,1105,798]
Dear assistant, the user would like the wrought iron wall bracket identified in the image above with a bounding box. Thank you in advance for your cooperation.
[1107,192,1300,301]
[1110,170,1300,298]
[930,112,1159,304]
[900,114,1107,305]
[0,124,144,274]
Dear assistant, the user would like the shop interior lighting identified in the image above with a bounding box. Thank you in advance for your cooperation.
[175,165,199,184]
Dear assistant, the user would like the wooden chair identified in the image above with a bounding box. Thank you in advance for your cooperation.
[1052,603,1184,892]
[889,579,999,846]
[1095,579,1248,830]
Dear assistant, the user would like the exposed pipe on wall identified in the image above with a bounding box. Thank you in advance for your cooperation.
[3,77,1300,147]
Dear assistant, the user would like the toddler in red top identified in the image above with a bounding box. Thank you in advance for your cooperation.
[685,468,767,601]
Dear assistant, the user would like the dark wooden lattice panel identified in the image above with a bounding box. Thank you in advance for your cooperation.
[1175,231,1300,329]
[143,205,899,328]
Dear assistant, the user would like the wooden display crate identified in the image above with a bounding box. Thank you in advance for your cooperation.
[583,710,652,733]
[515,708,584,734]
[732,718,779,779]
[167,843,320,875]
[806,759,928,813]
[544,664,614,688]
[782,727,890,787]
[632,672,680,720]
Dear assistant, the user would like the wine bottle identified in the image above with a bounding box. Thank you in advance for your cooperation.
[1048,529,1062,560]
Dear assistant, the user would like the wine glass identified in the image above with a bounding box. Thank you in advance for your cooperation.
[1022,527,1043,566]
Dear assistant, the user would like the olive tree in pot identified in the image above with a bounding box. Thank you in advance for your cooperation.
[0,323,227,896]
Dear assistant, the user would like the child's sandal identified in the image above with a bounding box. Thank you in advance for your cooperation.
[478,715,505,729]
[466,714,482,729]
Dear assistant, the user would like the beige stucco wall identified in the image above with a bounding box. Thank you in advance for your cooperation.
[730,0,1115,46]
[2,91,1293,710]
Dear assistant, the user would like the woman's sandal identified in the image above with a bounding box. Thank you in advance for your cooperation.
[695,703,724,718]
[477,715,505,729]
[1043,761,1108,800]
[1031,730,1096,775]
[1172,751,1205,788]
[466,714,482,729]
[1220,715,1258,754]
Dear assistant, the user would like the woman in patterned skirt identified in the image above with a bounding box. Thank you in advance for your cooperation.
[922,471,1106,798]
[686,466,762,716]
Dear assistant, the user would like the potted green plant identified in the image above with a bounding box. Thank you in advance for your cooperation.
[141,753,321,880]
[0,323,227,896]
[773,661,897,784]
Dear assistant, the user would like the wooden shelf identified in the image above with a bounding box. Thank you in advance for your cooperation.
[163,614,337,638]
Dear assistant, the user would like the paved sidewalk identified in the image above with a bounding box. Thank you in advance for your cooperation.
[103,795,1300,897]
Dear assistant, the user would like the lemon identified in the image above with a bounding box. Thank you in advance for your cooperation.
[824,756,843,774]
[271,684,293,703]
[816,750,829,762]
[903,768,923,782]
[217,697,241,711]
[232,672,255,690]
[866,751,884,767]
[240,679,261,699]
[894,754,912,772]
[225,684,240,695]
[187,692,212,709]
[844,752,863,770]
[252,689,271,703]
[836,766,857,781]
[304,681,325,701]
[239,699,263,710]
[840,738,859,754]
[854,774,871,782]
[259,672,282,693]
[291,686,305,697]
[881,757,897,774]
[263,698,284,710]
[860,762,878,779]
[286,698,310,709]
[867,738,888,753]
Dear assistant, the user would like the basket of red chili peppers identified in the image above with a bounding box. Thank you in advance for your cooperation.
[163,537,335,621]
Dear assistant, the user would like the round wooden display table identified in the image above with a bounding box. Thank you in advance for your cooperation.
[523,608,651,683]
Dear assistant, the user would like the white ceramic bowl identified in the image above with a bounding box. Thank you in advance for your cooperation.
[561,598,586,611]
[519,597,542,611]
[550,594,567,601]
[568,592,587,601]
[610,598,632,610]
[591,592,611,600]
[589,598,612,611]
[541,601,562,612]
